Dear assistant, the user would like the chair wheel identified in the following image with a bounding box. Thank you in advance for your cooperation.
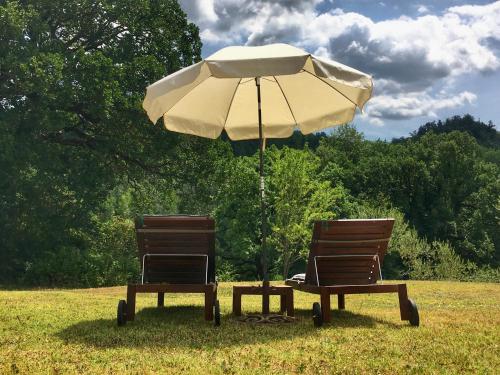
[312,302,323,327]
[214,300,221,327]
[408,299,419,327]
[117,300,127,326]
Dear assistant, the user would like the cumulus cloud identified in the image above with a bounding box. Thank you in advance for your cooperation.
[302,7,500,85]
[179,0,322,44]
[366,91,477,120]
[180,0,218,23]
[179,0,500,124]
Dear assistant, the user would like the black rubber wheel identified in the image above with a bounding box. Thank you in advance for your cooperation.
[408,299,419,327]
[117,300,127,326]
[312,302,323,327]
[214,300,221,327]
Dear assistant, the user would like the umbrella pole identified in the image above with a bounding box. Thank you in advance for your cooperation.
[256,77,270,315]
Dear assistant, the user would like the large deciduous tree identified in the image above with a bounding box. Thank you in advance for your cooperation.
[0,0,228,284]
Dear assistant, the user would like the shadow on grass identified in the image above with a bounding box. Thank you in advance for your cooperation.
[57,305,402,349]
[294,308,404,329]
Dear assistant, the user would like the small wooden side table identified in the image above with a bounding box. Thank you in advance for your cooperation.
[233,282,294,316]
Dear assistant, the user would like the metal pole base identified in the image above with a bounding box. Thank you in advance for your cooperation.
[237,314,295,324]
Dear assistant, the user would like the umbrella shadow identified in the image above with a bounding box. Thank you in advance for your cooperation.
[57,305,312,349]
[57,305,404,349]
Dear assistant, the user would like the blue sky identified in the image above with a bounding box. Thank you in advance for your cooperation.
[179,0,500,140]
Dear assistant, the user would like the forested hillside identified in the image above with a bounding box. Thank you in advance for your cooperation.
[1,1,498,286]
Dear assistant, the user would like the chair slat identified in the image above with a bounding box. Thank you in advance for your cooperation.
[315,247,382,256]
[138,229,215,233]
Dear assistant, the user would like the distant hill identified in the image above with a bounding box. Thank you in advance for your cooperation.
[395,114,499,148]
[226,114,499,155]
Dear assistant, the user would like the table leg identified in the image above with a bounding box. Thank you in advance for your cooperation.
[233,288,242,316]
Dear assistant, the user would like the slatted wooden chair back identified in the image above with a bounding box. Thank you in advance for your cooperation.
[304,219,395,286]
[135,215,215,284]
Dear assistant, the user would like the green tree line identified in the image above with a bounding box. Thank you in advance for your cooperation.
[1,0,498,286]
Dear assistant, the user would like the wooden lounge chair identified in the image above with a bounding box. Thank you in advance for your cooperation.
[116,215,220,326]
[285,219,419,327]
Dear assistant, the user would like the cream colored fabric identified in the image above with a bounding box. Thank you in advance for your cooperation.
[143,43,373,140]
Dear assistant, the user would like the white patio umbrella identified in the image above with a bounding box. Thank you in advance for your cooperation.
[143,43,373,314]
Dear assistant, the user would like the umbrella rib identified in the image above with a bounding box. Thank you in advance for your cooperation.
[273,76,298,126]
[222,78,242,128]
[302,69,360,109]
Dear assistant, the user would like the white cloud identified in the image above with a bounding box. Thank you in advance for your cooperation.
[180,0,218,23]
[366,91,477,120]
[367,116,384,127]
[448,1,500,17]
[417,5,430,14]
[180,0,500,123]
[180,0,322,45]
[302,8,500,81]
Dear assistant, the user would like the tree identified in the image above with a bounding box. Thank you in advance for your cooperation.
[268,147,350,278]
[214,155,261,280]
[409,114,500,148]
[455,161,500,266]
[315,123,499,276]
[0,0,225,285]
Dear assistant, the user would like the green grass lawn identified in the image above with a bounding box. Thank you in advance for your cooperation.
[1,281,499,374]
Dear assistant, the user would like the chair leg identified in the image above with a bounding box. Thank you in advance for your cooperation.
[204,286,214,321]
[338,294,345,310]
[397,284,411,321]
[126,284,136,321]
[320,290,331,323]
[157,292,165,307]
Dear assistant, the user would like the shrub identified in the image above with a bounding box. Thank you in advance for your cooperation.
[351,203,471,281]
[86,216,140,287]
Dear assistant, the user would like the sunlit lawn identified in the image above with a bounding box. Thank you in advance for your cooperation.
[1,281,499,374]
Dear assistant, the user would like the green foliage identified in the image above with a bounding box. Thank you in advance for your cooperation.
[85,216,140,287]
[455,162,500,266]
[214,147,352,280]
[406,114,500,148]
[215,260,238,282]
[268,147,349,278]
[23,246,89,287]
[431,241,470,281]
[0,0,230,286]
[228,130,327,156]
[317,122,500,273]
[467,266,500,282]
[214,155,261,280]
[351,203,471,281]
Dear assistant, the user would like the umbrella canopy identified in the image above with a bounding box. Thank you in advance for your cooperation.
[143,43,372,140]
